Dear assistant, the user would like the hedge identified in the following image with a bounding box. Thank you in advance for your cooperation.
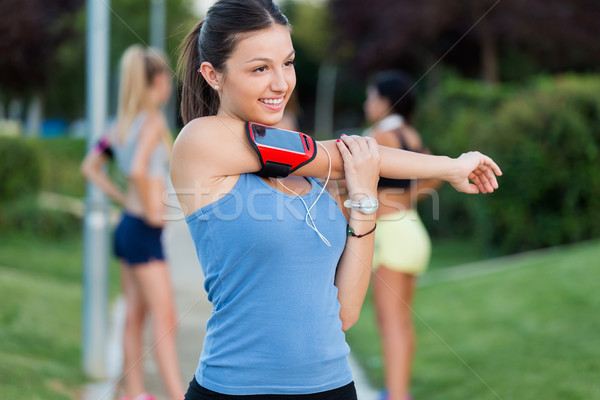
[0,137,87,238]
[417,74,600,253]
[0,195,81,238]
[0,137,42,203]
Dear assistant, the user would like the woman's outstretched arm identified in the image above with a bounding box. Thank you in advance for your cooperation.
[298,138,502,194]
[171,119,501,215]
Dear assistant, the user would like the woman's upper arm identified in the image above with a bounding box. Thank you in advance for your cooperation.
[170,117,265,215]
[171,117,261,182]
[292,140,345,180]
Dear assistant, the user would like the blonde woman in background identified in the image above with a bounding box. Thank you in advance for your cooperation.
[81,45,184,400]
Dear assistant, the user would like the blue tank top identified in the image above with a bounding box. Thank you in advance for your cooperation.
[185,173,352,395]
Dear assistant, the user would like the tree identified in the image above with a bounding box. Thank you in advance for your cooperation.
[329,0,600,83]
[0,0,83,95]
[0,0,83,133]
[109,0,195,74]
[0,0,196,123]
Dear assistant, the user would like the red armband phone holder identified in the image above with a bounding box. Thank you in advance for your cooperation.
[246,121,317,177]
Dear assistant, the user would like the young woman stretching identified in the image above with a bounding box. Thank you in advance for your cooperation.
[171,1,501,398]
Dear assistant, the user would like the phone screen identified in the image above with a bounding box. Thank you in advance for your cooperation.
[252,124,306,153]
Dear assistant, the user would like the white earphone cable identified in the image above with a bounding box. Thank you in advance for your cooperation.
[277,142,332,247]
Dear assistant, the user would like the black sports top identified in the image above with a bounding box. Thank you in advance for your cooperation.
[377,128,425,189]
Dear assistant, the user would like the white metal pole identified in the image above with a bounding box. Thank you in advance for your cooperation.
[150,0,166,51]
[83,0,110,379]
[150,0,177,130]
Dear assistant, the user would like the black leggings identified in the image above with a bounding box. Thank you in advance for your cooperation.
[184,377,357,400]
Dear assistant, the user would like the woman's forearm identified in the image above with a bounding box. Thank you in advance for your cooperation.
[93,173,127,205]
[379,146,457,181]
[81,155,127,205]
[335,210,377,331]
[314,140,457,182]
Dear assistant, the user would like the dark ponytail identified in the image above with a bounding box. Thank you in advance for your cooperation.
[177,0,290,125]
[178,20,220,123]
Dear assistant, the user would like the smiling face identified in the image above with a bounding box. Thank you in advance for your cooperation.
[216,24,296,125]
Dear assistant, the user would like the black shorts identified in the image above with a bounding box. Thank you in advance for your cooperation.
[184,377,357,400]
[114,213,165,265]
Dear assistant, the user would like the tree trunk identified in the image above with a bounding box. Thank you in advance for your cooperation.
[314,63,337,136]
[8,98,23,120]
[26,93,43,137]
[480,25,499,84]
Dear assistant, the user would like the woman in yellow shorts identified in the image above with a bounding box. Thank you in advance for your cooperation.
[364,70,442,400]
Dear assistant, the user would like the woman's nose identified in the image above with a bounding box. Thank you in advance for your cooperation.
[270,68,289,92]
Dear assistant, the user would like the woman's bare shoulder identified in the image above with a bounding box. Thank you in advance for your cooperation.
[171,116,257,183]
[170,116,255,213]
[368,128,400,148]
[399,125,424,151]
[174,116,245,151]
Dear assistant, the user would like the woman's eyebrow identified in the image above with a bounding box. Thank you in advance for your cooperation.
[245,50,295,64]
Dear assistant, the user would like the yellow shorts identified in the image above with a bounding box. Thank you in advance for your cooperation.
[372,209,431,275]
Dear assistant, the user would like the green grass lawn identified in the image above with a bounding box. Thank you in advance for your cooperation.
[0,234,120,399]
[427,238,488,272]
[0,137,123,398]
[346,239,600,399]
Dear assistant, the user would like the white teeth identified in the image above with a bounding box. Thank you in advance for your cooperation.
[261,98,283,105]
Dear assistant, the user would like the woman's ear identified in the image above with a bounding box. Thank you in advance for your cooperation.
[199,62,221,90]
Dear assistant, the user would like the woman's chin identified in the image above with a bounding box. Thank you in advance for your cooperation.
[255,113,284,126]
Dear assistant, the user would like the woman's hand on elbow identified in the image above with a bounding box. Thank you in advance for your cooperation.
[448,151,503,194]
[336,135,380,200]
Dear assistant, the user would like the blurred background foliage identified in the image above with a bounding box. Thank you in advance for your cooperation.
[0,0,195,121]
[416,74,600,253]
[0,137,84,237]
[329,0,600,82]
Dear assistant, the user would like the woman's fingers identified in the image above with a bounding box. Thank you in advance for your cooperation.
[482,158,500,189]
[469,171,486,193]
[365,136,381,157]
[340,134,377,158]
[453,178,479,194]
[485,156,503,177]
[338,135,380,197]
[460,152,502,194]
[336,137,352,160]
[472,168,493,193]
[339,134,363,154]
[478,156,502,192]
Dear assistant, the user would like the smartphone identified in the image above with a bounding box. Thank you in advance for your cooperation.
[246,122,317,177]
